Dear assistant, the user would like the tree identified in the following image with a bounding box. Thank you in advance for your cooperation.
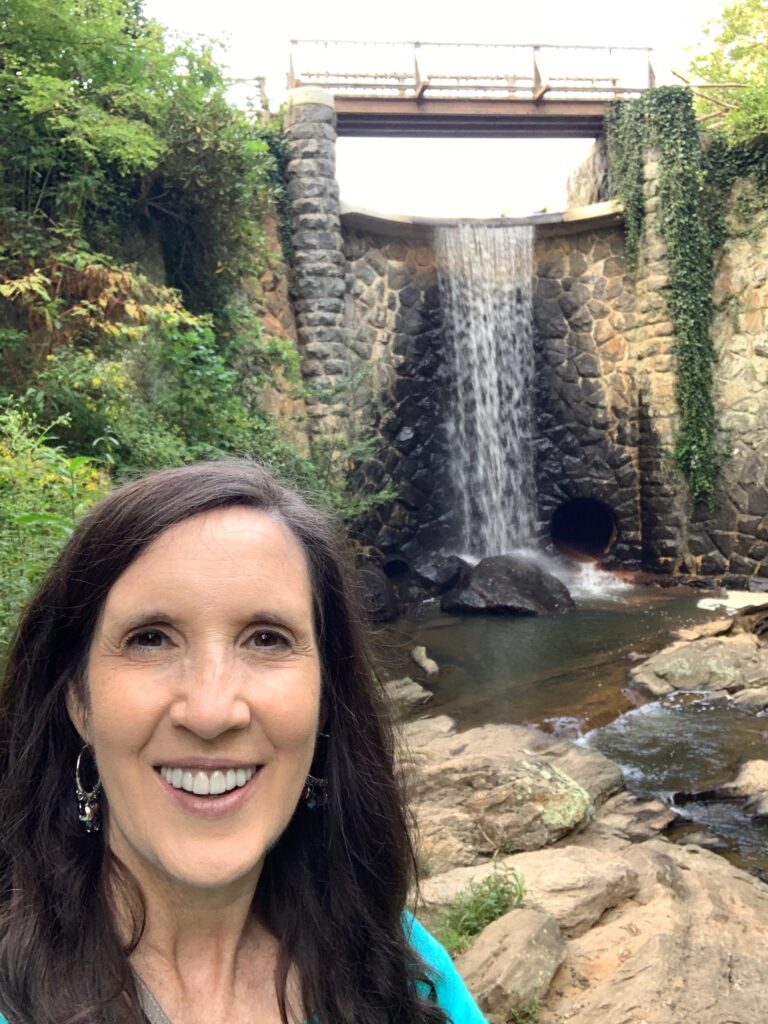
[689,0,768,141]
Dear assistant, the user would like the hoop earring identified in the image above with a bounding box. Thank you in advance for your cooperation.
[75,745,102,834]
[302,773,328,809]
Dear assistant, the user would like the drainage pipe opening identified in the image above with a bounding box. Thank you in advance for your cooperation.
[550,498,619,561]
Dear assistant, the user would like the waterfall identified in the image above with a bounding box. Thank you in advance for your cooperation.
[435,224,537,558]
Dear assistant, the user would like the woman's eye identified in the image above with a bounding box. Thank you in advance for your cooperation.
[125,629,168,649]
[249,629,290,649]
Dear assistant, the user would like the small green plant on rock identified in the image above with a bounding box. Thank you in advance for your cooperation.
[435,863,526,957]
[508,994,541,1024]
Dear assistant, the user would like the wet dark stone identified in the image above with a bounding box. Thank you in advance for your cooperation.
[574,352,601,378]
[700,550,728,574]
[538,254,567,278]
[533,300,568,338]
[747,488,768,517]
[569,307,594,333]
[710,531,735,557]
[728,555,757,576]
[394,425,417,453]
[536,278,562,299]
[412,554,468,592]
[358,564,403,624]
[399,285,421,309]
[441,554,575,615]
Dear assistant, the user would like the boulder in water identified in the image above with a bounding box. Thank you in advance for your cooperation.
[384,677,432,715]
[440,554,574,615]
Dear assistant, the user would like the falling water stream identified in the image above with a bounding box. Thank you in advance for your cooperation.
[435,224,536,556]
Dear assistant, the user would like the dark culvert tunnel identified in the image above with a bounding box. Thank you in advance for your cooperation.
[550,498,619,561]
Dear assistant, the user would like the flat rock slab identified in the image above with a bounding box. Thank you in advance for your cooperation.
[456,908,566,1021]
[420,845,639,938]
[630,633,768,697]
[537,839,768,1024]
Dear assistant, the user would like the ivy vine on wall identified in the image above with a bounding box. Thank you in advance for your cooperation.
[607,88,718,508]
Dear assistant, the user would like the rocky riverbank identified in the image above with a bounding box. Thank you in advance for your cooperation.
[397,608,768,1024]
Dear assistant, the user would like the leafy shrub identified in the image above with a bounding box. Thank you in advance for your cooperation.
[435,864,526,957]
[0,409,109,653]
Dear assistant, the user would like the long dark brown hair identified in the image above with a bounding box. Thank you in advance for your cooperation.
[0,461,444,1024]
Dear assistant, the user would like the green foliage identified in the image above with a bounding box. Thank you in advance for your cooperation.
[0,0,281,319]
[0,408,109,651]
[0,0,388,646]
[689,0,768,142]
[607,88,719,507]
[15,318,311,482]
[434,864,526,957]
[700,135,768,253]
[606,101,646,273]
[253,113,294,266]
[508,996,542,1024]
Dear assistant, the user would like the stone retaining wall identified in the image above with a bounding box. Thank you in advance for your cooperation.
[284,90,768,578]
[341,230,452,560]
[533,227,642,565]
[689,178,768,579]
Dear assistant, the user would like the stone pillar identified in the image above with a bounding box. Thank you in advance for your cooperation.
[630,150,687,572]
[283,88,348,422]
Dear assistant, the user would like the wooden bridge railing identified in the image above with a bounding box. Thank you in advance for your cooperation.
[288,40,655,104]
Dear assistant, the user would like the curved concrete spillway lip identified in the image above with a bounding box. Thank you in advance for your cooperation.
[339,199,623,238]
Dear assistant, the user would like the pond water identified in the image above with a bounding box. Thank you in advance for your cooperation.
[378,578,768,877]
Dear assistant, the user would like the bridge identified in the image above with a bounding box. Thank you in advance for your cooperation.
[288,40,655,138]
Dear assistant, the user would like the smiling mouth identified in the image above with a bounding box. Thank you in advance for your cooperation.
[158,766,257,797]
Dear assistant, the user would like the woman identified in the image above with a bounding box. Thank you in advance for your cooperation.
[0,461,485,1024]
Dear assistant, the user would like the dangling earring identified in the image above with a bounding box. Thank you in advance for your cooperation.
[302,773,328,809]
[75,745,102,833]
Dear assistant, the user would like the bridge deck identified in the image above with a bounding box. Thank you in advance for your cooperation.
[333,97,612,138]
[289,40,654,139]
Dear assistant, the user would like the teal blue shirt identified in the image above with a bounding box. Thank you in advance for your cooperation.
[0,915,486,1024]
[406,914,487,1024]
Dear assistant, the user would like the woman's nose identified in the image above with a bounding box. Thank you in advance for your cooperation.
[168,649,251,739]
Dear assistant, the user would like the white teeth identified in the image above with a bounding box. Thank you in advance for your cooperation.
[209,771,226,796]
[160,765,255,796]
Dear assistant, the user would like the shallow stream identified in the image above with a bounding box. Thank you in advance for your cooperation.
[379,577,768,877]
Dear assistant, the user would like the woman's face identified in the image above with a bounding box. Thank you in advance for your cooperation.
[70,507,322,895]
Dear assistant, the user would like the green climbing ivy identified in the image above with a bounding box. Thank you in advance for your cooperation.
[607,88,718,507]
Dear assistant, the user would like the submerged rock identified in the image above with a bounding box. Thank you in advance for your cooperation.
[440,554,575,615]
[674,760,768,820]
[410,644,439,679]
[384,677,432,714]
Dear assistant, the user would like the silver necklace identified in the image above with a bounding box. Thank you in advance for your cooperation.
[134,974,174,1024]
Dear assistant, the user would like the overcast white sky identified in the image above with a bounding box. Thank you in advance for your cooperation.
[143,0,726,217]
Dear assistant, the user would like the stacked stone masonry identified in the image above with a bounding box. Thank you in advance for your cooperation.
[283,92,349,420]
[284,89,768,578]
[341,231,452,559]
[690,177,768,579]
[532,228,642,566]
